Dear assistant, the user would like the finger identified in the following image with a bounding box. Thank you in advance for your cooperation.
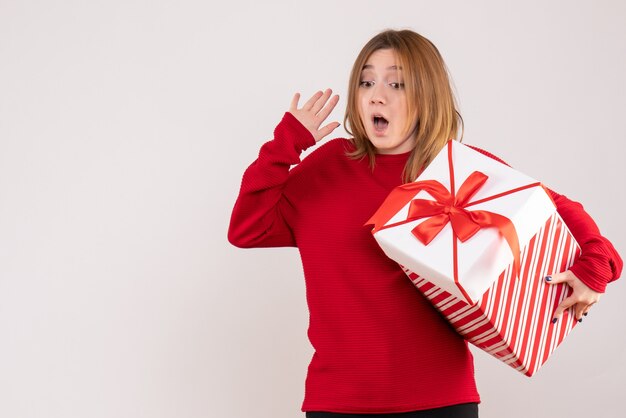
[302,90,324,111]
[544,272,569,285]
[314,121,341,142]
[310,88,332,114]
[582,301,597,317]
[289,92,301,112]
[316,94,340,122]
[574,302,586,322]
[552,295,577,323]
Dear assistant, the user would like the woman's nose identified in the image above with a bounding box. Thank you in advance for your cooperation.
[369,84,386,104]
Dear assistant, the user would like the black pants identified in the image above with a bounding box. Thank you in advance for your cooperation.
[306,403,478,418]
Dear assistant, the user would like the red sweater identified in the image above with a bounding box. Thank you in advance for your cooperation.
[228,112,622,414]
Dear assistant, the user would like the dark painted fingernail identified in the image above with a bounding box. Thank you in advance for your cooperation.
[551,318,558,324]
[545,275,552,282]
[578,318,583,323]
[584,313,588,316]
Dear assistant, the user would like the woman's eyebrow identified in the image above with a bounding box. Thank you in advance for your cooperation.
[361,64,402,71]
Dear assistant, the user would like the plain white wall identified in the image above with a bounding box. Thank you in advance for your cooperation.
[1,1,624,417]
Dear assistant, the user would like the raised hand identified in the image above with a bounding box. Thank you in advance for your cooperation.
[289,88,341,143]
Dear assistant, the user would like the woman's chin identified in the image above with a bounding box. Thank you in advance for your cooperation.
[367,131,388,145]
[368,134,415,155]
[369,136,395,152]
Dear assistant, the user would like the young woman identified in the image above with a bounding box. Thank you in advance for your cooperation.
[228,29,622,418]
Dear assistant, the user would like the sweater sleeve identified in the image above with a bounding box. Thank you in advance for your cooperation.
[227,112,316,248]
[467,144,623,293]
[546,189,622,292]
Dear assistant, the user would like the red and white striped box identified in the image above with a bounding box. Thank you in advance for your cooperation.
[366,140,580,376]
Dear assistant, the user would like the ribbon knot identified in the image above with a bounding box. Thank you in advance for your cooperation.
[407,171,489,246]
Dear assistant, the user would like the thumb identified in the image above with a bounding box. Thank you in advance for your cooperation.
[544,271,569,285]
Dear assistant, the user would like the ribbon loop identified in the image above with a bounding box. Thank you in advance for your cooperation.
[455,171,489,207]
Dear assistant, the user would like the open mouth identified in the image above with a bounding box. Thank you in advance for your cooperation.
[373,115,389,133]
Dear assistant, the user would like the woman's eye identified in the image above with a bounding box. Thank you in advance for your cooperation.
[390,82,405,89]
[359,81,374,87]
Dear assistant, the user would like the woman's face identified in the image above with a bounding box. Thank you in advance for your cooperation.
[357,48,417,155]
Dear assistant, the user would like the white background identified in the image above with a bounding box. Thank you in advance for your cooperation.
[1,1,625,417]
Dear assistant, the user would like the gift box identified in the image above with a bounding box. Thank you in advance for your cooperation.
[366,140,581,376]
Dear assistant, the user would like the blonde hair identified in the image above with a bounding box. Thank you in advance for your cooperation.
[344,29,464,183]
